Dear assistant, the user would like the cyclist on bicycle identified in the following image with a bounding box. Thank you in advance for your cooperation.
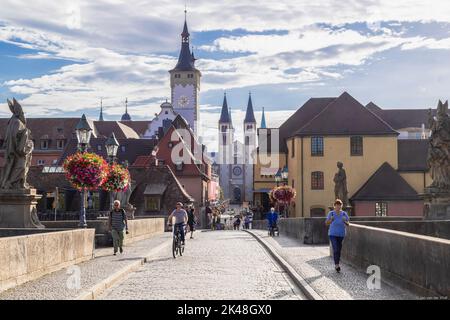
[267,207,279,233]
[168,202,188,245]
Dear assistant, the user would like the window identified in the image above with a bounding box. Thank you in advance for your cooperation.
[245,136,250,146]
[97,145,102,151]
[40,140,48,150]
[121,146,126,152]
[291,139,295,158]
[221,125,227,132]
[350,136,363,156]
[158,159,165,166]
[175,74,181,79]
[175,162,184,171]
[375,202,387,216]
[246,125,253,130]
[37,159,45,166]
[311,137,323,156]
[145,196,161,211]
[56,128,63,134]
[222,135,227,145]
[188,74,194,78]
[311,171,324,190]
[57,139,65,150]
[292,180,295,188]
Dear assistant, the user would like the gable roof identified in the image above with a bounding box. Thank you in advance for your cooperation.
[293,92,398,137]
[350,162,420,201]
[93,121,140,139]
[398,139,429,171]
[366,103,437,130]
[277,97,336,152]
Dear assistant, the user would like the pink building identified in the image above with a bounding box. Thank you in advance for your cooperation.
[350,162,424,217]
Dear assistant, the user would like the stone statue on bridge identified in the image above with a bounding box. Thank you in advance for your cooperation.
[427,100,450,191]
[0,98,43,228]
[333,161,348,208]
[1,98,33,190]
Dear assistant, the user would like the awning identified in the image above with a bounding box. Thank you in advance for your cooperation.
[144,183,167,195]
[260,167,279,176]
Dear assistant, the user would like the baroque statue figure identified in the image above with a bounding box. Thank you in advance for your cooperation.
[427,100,450,191]
[1,98,33,190]
[333,161,348,207]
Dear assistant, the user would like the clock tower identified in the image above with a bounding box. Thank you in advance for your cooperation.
[169,11,201,135]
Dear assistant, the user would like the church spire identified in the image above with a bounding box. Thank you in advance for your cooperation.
[261,107,267,128]
[244,92,256,123]
[99,98,104,121]
[172,9,196,71]
[219,92,231,124]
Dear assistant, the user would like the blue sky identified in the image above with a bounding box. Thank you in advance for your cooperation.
[1,1,450,150]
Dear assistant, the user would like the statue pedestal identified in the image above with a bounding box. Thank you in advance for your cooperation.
[0,188,44,228]
[422,187,450,220]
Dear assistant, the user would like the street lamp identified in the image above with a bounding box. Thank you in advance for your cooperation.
[281,166,289,217]
[105,132,119,210]
[275,168,282,187]
[281,166,289,185]
[75,114,92,228]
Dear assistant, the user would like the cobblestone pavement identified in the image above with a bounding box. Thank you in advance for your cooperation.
[99,230,305,300]
[0,234,172,300]
[250,230,418,300]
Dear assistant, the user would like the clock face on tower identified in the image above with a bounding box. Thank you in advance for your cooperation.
[173,84,195,109]
[178,95,189,108]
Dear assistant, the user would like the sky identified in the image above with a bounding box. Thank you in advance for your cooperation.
[0,0,450,151]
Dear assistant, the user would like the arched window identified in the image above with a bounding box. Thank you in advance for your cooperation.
[311,171,324,190]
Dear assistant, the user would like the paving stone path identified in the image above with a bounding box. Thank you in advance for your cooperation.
[250,229,418,300]
[99,230,305,300]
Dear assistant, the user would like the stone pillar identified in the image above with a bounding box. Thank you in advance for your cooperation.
[0,188,44,228]
[422,188,450,220]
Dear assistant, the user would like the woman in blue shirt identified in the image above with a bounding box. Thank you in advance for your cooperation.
[325,199,349,272]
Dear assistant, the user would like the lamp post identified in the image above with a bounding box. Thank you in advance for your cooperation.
[281,166,289,217]
[105,132,119,210]
[275,168,282,187]
[281,166,289,185]
[75,114,92,228]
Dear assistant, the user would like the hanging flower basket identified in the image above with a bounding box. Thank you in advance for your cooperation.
[63,152,109,190]
[271,185,297,204]
[102,163,130,192]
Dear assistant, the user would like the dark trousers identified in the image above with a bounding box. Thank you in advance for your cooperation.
[175,223,185,243]
[329,235,344,265]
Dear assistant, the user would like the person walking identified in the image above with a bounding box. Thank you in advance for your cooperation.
[187,205,196,239]
[108,200,129,256]
[325,199,350,272]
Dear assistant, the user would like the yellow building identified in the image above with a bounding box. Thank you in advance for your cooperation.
[254,92,432,217]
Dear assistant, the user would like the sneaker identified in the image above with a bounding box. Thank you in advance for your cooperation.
[335,266,341,272]
[119,247,123,254]
[113,252,117,256]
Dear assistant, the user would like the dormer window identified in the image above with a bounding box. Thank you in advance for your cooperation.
[97,145,102,151]
[188,74,194,78]
[40,140,48,150]
[57,139,65,150]
[175,74,181,79]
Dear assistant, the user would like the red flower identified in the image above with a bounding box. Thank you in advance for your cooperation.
[102,163,130,192]
[63,152,108,190]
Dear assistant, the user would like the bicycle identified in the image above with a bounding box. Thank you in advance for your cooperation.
[170,223,185,259]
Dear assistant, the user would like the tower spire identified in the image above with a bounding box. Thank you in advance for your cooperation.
[219,92,231,124]
[260,107,267,128]
[99,98,104,121]
[121,97,131,121]
[244,91,256,123]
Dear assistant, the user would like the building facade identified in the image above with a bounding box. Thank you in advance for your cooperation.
[217,93,257,204]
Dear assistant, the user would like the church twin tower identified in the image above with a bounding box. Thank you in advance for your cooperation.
[170,13,259,203]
